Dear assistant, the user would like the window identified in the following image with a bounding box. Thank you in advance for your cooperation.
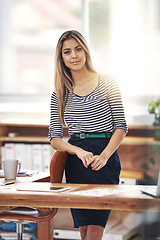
[88,0,160,123]
[0,0,159,125]
[0,0,81,94]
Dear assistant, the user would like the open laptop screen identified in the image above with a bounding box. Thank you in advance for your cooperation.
[141,170,160,198]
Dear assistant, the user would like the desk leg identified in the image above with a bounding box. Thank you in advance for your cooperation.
[37,218,53,240]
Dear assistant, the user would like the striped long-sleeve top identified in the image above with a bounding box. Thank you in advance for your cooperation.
[49,75,128,140]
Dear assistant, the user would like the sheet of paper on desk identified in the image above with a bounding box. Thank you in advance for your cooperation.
[67,188,125,197]
[0,185,12,190]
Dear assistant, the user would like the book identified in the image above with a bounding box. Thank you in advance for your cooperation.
[42,144,54,172]
[14,143,24,166]
[4,143,15,159]
[1,146,5,161]
[23,144,33,169]
[32,144,43,171]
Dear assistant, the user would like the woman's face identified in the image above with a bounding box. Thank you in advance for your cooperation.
[61,38,86,72]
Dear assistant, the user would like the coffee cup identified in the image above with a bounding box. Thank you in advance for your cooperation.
[2,159,21,180]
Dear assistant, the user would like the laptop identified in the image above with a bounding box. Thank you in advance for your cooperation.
[141,170,160,198]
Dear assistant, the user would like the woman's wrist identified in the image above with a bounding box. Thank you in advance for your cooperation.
[69,145,81,155]
[100,149,110,161]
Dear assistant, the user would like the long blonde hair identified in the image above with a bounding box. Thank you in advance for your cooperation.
[54,30,95,125]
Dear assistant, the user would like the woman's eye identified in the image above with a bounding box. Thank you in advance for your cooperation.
[64,51,70,55]
[76,48,82,52]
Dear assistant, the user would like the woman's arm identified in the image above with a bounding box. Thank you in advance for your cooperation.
[87,76,127,171]
[87,129,126,171]
[51,138,93,168]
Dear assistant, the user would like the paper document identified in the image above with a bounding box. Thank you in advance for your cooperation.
[67,188,125,197]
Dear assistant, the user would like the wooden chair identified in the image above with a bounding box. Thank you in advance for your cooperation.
[0,150,68,240]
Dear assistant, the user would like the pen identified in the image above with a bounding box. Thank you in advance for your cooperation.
[5,181,15,185]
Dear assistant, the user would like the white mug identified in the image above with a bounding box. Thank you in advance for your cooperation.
[2,159,21,180]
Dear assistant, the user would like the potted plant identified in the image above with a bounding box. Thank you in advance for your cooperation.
[148,99,160,126]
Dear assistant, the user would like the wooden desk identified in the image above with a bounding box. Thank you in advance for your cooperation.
[1,175,160,240]
[0,182,160,212]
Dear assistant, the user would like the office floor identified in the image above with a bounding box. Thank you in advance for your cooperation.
[53,209,142,240]
[53,209,160,240]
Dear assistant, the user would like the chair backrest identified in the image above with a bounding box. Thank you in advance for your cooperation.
[50,150,68,183]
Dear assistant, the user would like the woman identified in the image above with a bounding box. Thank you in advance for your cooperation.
[49,30,128,240]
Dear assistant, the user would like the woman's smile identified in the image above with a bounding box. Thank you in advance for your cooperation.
[71,60,80,64]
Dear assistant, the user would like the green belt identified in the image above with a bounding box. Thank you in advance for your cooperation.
[74,132,112,139]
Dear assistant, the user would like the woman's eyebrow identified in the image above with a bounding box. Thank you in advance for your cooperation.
[63,48,70,52]
[63,45,81,52]
[75,45,81,49]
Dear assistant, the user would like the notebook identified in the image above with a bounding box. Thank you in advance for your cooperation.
[141,170,160,198]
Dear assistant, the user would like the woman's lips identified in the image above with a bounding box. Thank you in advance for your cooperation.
[71,61,80,65]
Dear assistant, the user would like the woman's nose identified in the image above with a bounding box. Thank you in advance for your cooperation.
[72,50,77,58]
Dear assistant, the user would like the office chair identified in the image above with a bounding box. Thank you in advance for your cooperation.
[0,150,68,240]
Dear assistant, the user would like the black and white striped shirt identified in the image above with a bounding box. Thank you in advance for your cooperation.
[49,75,128,140]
